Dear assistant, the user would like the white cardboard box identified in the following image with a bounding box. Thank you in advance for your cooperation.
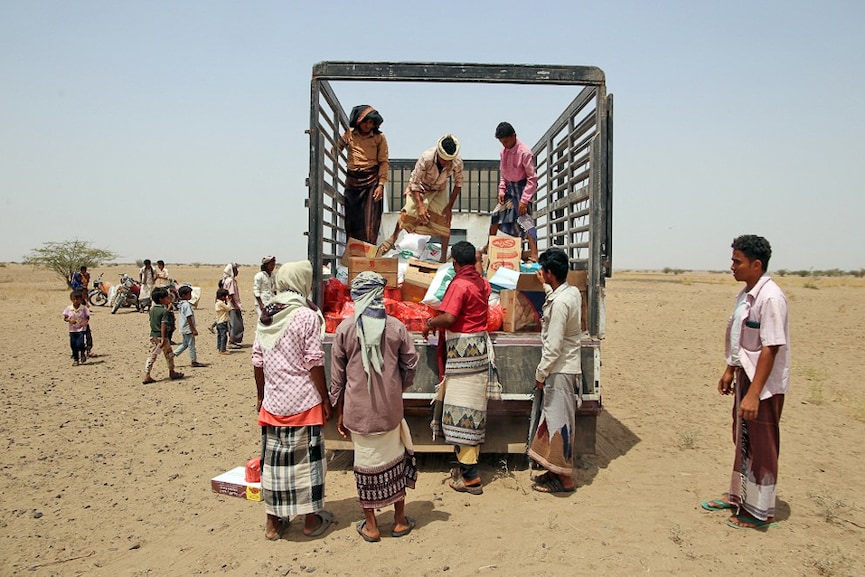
[211,466,262,501]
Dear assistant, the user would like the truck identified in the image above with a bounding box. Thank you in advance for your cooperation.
[306,61,613,455]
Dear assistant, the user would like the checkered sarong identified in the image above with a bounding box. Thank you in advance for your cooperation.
[261,425,326,517]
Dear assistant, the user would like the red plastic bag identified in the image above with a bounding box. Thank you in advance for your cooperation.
[395,301,432,332]
[322,278,347,313]
[245,457,261,483]
[487,304,503,332]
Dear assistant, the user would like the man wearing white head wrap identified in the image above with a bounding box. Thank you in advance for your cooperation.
[376,135,463,263]
[222,263,244,347]
[330,271,419,542]
[253,261,333,541]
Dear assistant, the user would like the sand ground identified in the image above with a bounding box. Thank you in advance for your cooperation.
[1,263,864,576]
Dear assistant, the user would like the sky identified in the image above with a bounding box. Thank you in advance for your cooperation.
[2,0,863,271]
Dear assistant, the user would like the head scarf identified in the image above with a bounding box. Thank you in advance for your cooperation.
[437,134,460,161]
[256,261,324,350]
[222,263,237,282]
[351,271,387,390]
[349,105,384,134]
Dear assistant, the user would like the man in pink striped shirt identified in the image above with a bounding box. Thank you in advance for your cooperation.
[489,122,539,261]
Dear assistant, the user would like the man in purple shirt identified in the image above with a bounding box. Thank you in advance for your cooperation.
[488,122,539,261]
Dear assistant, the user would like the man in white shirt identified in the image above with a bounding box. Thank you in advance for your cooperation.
[703,235,790,530]
[529,248,582,494]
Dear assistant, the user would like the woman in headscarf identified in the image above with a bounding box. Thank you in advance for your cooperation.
[329,271,419,542]
[253,261,334,541]
[338,105,389,244]
[377,135,463,262]
[222,263,244,347]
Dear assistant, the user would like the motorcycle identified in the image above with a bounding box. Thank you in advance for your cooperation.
[111,273,141,314]
[87,273,112,307]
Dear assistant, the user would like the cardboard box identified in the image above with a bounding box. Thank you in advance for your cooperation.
[499,271,589,333]
[500,289,545,332]
[211,466,261,501]
[340,237,378,267]
[347,257,398,288]
[487,235,521,275]
[401,265,437,303]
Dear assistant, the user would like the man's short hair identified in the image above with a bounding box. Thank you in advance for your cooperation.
[152,288,170,303]
[216,288,229,299]
[538,247,569,283]
[731,235,772,271]
[451,241,477,267]
[495,122,516,139]
[157,260,165,267]
[178,285,192,297]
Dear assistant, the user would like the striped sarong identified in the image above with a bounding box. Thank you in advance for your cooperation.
[352,420,417,509]
[729,368,785,521]
[528,373,578,476]
[431,331,489,446]
[261,425,326,518]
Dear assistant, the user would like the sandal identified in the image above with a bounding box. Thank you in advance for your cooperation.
[303,510,333,537]
[391,516,415,538]
[356,519,381,543]
[726,513,778,530]
[265,518,288,541]
[532,477,576,494]
[142,377,156,384]
[449,476,483,495]
[375,239,395,257]
[169,372,185,380]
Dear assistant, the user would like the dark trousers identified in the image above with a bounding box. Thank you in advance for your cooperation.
[216,322,229,352]
[69,332,86,361]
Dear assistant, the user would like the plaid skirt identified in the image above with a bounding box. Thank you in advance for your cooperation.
[261,425,326,518]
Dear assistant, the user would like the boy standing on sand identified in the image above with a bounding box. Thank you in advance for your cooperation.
[143,288,184,384]
[214,288,232,355]
[63,290,90,366]
[173,286,203,367]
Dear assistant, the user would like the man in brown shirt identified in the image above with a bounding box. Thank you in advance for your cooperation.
[338,105,389,244]
[330,271,419,542]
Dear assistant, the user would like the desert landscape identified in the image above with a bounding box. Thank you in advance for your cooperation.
[1,262,864,576]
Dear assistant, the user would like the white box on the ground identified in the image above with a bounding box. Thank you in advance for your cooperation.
[211,466,262,501]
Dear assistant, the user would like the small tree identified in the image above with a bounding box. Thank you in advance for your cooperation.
[23,240,118,288]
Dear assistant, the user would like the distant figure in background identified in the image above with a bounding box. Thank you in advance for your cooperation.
[330,272,419,543]
[703,235,790,530]
[173,286,202,367]
[253,256,277,316]
[338,105,389,244]
[253,261,333,541]
[377,135,463,262]
[488,122,539,261]
[529,248,581,494]
[222,263,244,347]
[142,288,184,384]
[214,288,232,355]
[154,260,171,288]
[139,259,155,311]
[63,290,90,366]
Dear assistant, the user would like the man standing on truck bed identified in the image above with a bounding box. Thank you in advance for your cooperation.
[338,105,389,245]
[529,247,580,494]
[376,135,463,262]
[702,235,789,530]
[423,241,491,494]
[488,122,539,261]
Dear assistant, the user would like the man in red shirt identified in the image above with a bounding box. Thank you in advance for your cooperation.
[423,241,492,494]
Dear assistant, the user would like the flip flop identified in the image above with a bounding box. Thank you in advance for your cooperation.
[265,519,288,541]
[449,476,483,495]
[391,516,415,538]
[142,377,156,384]
[531,471,554,484]
[169,372,185,380]
[356,519,381,543]
[532,477,576,494]
[701,498,735,511]
[726,514,778,530]
[303,510,333,537]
